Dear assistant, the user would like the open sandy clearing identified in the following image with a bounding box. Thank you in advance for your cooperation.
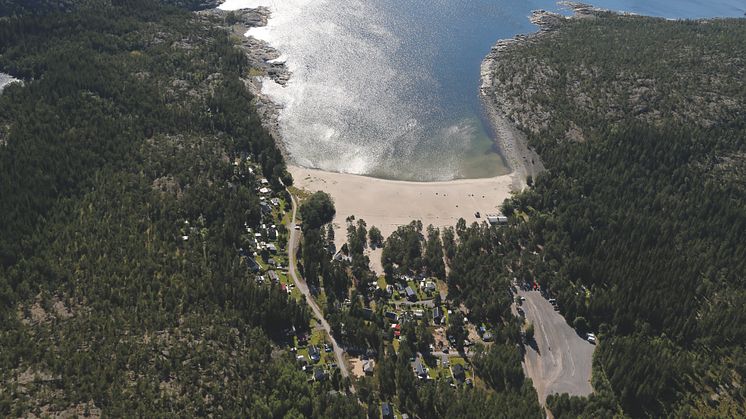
[289,166,518,273]
[517,290,595,404]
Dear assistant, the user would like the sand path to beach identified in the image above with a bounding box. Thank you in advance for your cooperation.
[289,166,517,274]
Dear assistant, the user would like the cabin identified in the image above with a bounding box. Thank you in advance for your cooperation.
[405,287,417,302]
[266,243,277,253]
[260,202,272,215]
[451,364,466,383]
[385,311,398,322]
[381,402,394,419]
[267,270,280,283]
[245,257,261,273]
[413,358,428,380]
[433,307,443,324]
[333,249,352,263]
[420,280,436,293]
[313,367,326,382]
[363,359,375,375]
[309,345,321,362]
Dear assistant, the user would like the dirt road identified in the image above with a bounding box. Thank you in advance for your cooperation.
[518,290,594,404]
[287,194,353,385]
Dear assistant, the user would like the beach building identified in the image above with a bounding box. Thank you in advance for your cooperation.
[486,214,508,225]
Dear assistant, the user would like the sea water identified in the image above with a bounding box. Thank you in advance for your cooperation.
[219,0,745,181]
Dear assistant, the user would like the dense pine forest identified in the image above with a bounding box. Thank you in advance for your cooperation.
[485,11,746,417]
[3,1,745,417]
[0,1,362,416]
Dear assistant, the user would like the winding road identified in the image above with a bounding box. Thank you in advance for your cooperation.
[287,193,353,385]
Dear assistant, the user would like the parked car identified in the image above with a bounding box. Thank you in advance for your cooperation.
[586,333,596,344]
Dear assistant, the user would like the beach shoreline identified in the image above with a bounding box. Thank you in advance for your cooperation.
[203,6,291,158]
[208,1,570,272]
[289,166,517,273]
[479,9,574,187]
[214,1,549,186]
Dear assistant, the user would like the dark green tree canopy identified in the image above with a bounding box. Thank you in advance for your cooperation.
[299,191,336,231]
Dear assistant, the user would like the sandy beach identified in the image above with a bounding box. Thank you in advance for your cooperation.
[290,166,517,273]
[216,3,546,273]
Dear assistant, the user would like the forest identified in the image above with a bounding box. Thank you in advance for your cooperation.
[3,2,745,418]
[485,11,746,417]
[0,1,361,416]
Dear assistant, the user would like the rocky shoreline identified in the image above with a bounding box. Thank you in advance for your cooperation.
[0,72,20,94]
[208,2,598,186]
[480,3,600,186]
[200,6,291,157]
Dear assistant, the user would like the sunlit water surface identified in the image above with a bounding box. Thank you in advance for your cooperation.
[219,0,745,180]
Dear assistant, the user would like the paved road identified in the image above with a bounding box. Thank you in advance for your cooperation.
[287,193,353,385]
[517,290,594,404]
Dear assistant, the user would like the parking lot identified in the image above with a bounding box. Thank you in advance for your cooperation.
[517,290,595,404]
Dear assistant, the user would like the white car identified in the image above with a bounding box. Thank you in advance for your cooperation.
[586,333,596,344]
